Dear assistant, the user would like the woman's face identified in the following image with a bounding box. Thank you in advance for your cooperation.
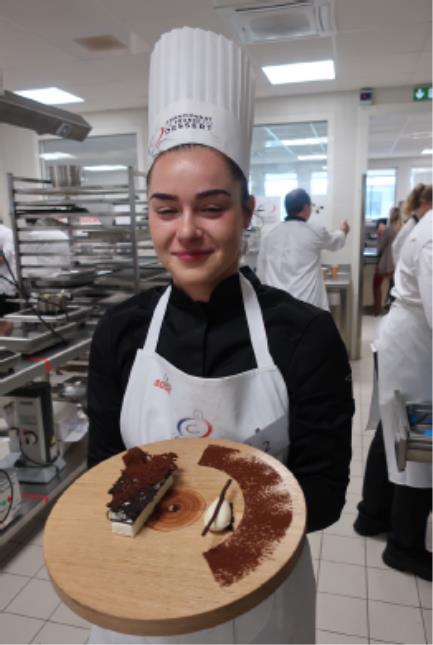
[148,147,253,301]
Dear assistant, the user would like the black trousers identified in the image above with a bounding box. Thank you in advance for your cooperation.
[358,422,432,551]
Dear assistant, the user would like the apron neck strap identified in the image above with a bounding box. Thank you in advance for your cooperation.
[143,286,172,352]
[239,273,274,369]
[143,274,275,370]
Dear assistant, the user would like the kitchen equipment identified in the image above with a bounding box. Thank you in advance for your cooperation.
[36,291,70,314]
[49,165,82,188]
[33,269,115,289]
[394,391,432,471]
[10,382,56,465]
[0,348,22,375]
[10,382,66,484]
[0,459,22,530]
[51,376,87,404]
[0,321,79,354]
[5,305,90,325]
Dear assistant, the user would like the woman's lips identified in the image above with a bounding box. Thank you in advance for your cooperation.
[172,250,213,263]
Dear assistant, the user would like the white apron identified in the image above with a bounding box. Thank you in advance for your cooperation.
[90,273,315,644]
[376,300,432,488]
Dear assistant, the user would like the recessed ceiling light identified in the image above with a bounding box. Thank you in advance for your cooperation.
[421,148,432,155]
[262,60,335,85]
[14,87,84,105]
[39,152,76,161]
[297,154,327,161]
[83,165,127,172]
[265,137,328,147]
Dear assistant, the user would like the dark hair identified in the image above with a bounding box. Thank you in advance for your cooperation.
[146,143,251,210]
[284,188,311,220]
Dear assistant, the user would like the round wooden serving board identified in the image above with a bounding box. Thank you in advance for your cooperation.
[44,438,306,636]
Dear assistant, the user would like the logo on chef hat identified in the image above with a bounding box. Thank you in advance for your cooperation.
[149,113,214,156]
[177,409,213,437]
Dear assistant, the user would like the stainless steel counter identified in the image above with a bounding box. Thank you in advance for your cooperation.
[0,327,92,396]
[323,263,351,352]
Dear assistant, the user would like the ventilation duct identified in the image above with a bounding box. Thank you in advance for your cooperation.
[214,0,336,43]
[0,90,91,141]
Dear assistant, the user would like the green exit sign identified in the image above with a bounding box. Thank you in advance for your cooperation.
[413,86,432,101]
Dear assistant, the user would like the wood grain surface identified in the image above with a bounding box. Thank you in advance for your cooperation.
[44,438,306,636]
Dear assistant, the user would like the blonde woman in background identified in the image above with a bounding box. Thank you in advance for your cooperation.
[393,183,432,264]
[373,206,402,316]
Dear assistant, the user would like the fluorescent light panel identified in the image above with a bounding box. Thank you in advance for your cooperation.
[265,137,328,147]
[297,154,327,161]
[83,165,127,172]
[421,148,432,155]
[14,87,83,105]
[39,152,76,161]
[262,60,335,85]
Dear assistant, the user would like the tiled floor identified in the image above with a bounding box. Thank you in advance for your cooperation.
[0,315,431,644]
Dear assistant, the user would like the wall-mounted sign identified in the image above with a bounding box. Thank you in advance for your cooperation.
[413,86,432,101]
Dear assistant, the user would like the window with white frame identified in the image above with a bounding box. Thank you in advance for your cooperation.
[410,167,433,187]
[365,168,397,220]
[310,171,328,196]
[250,121,328,221]
[39,134,138,186]
[265,173,298,197]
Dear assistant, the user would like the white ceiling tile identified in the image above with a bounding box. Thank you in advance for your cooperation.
[335,0,432,30]
[335,22,428,59]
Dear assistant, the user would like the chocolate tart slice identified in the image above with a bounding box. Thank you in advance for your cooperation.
[107,447,178,537]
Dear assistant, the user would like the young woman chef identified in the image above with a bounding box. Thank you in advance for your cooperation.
[87,26,354,644]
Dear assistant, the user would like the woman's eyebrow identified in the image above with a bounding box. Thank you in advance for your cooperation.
[196,189,231,199]
[149,192,177,201]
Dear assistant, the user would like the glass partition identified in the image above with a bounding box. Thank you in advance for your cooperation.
[39,133,138,186]
[249,121,328,224]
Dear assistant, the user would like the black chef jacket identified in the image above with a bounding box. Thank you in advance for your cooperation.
[87,267,354,532]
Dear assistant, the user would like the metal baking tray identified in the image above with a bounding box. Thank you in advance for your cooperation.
[34,269,113,288]
[0,347,22,373]
[5,305,90,325]
[34,269,96,288]
[0,321,79,354]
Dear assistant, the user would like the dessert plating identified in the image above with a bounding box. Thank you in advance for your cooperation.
[107,447,178,537]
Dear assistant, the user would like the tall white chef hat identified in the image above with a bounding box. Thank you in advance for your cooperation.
[147,27,255,178]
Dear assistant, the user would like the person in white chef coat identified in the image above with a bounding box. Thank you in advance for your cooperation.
[355,209,432,581]
[87,26,353,644]
[256,188,350,310]
[392,183,431,264]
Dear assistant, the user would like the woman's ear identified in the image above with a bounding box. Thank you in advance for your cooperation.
[244,195,255,229]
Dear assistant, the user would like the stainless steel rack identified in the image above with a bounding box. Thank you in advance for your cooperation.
[8,168,169,307]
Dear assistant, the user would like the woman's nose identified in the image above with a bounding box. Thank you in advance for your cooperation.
[177,212,202,241]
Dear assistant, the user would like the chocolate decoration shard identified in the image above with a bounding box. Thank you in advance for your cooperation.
[201,479,232,537]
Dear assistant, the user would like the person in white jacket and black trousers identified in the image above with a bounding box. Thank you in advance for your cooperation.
[257,188,350,310]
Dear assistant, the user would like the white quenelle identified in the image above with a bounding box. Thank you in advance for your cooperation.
[203,498,232,532]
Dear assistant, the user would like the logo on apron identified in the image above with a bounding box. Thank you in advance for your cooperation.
[153,373,171,394]
[177,409,212,437]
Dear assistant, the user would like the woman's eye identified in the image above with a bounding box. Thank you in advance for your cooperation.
[201,206,224,214]
[156,208,177,216]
